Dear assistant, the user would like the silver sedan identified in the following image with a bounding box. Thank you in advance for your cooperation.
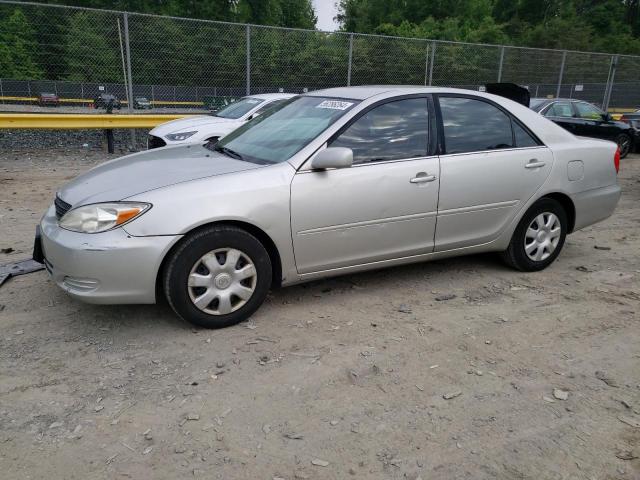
[37,86,621,328]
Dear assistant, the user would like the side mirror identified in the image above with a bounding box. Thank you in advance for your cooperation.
[601,113,612,122]
[310,147,353,170]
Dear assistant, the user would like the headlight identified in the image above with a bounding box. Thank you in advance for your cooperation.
[166,131,197,141]
[59,202,151,233]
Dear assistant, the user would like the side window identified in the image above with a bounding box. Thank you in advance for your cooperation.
[439,97,513,154]
[513,121,539,148]
[253,99,287,116]
[330,98,429,165]
[544,102,573,118]
[574,101,603,120]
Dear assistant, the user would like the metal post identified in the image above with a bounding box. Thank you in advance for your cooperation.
[602,55,615,109]
[122,13,134,113]
[347,34,354,86]
[604,55,618,111]
[428,42,436,86]
[556,51,567,98]
[123,13,135,149]
[497,46,505,82]
[424,44,430,86]
[246,25,251,95]
[0,79,4,104]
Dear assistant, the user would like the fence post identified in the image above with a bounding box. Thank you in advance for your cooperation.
[122,13,134,113]
[604,55,618,110]
[428,42,436,86]
[246,25,251,95]
[122,13,135,148]
[347,34,353,86]
[602,55,615,109]
[497,46,505,82]
[0,78,4,104]
[556,51,567,98]
[424,43,430,86]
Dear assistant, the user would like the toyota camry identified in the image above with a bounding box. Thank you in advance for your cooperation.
[36,86,621,328]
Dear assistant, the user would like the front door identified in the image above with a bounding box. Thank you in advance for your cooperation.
[290,97,440,274]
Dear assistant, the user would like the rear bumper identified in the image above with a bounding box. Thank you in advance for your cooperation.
[572,184,621,231]
[40,205,180,304]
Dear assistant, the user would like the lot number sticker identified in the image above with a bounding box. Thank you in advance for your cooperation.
[316,100,354,110]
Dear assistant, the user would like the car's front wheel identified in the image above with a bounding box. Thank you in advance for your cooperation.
[615,133,632,159]
[163,225,272,328]
[502,198,568,272]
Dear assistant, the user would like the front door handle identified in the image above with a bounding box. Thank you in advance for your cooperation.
[525,159,546,169]
[410,172,437,184]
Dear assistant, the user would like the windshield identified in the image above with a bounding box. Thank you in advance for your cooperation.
[213,96,359,164]
[214,97,264,119]
[529,98,546,110]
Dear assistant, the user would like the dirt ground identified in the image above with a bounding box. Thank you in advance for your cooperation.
[0,148,639,480]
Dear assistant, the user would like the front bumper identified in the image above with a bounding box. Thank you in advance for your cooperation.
[40,205,180,304]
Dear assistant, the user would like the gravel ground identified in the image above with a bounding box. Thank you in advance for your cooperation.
[0,149,639,479]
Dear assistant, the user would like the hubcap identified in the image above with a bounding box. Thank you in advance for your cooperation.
[618,136,630,156]
[187,248,257,315]
[524,212,561,262]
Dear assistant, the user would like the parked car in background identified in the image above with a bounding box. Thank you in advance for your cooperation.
[37,86,621,329]
[147,93,294,149]
[619,109,640,152]
[530,98,634,158]
[94,93,122,110]
[37,92,59,107]
[133,97,152,109]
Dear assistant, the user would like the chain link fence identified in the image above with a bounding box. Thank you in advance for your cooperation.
[1,0,639,111]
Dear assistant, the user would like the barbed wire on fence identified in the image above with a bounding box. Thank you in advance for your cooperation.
[0,0,639,110]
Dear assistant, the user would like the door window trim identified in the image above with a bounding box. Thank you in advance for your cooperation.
[298,93,438,171]
[434,93,544,156]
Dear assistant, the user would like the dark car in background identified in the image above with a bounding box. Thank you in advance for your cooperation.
[619,110,640,151]
[530,98,634,158]
[93,93,122,110]
[37,92,59,107]
[133,96,152,109]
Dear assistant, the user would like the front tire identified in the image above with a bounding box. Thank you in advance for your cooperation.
[502,198,567,272]
[163,225,272,328]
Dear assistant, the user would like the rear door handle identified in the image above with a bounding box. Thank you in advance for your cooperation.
[525,159,546,169]
[410,173,437,184]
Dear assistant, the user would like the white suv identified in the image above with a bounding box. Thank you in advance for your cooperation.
[147,93,294,149]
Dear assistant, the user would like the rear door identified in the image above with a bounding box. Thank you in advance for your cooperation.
[434,95,553,251]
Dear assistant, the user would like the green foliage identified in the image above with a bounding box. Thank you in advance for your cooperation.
[338,0,640,55]
[0,8,43,80]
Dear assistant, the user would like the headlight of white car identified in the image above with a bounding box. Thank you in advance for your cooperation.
[59,202,151,233]
[166,131,197,141]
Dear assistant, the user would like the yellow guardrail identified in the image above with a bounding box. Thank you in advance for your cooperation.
[0,113,198,129]
[0,95,205,106]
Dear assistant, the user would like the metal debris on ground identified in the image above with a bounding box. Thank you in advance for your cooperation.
[0,259,44,287]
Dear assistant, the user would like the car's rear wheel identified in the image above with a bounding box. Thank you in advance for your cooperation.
[501,198,567,272]
[615,133,631,159]
[163,225,272,328]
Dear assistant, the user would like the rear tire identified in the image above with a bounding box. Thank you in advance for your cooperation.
[501,198,567,272]
[615,133,631,159]
[163,225,272,328]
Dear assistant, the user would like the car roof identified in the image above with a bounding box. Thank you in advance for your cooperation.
[248,93,295,100]
[304,85,536,101]
[531,98,592,103]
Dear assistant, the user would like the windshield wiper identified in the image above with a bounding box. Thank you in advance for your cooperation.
[214,144,244,161]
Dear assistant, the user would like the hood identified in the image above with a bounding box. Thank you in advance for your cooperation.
[58,144,263,206]
[149,115,240,136]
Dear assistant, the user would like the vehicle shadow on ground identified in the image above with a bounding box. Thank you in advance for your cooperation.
[72,251,513,332]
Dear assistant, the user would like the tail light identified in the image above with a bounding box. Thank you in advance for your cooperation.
[614,146,620,174]
[619,115,629,124]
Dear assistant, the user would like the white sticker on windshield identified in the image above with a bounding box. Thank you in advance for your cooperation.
[316,100,354,110]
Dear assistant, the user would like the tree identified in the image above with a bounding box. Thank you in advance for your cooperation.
[64,11,121,82]
[0,8,43,79]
